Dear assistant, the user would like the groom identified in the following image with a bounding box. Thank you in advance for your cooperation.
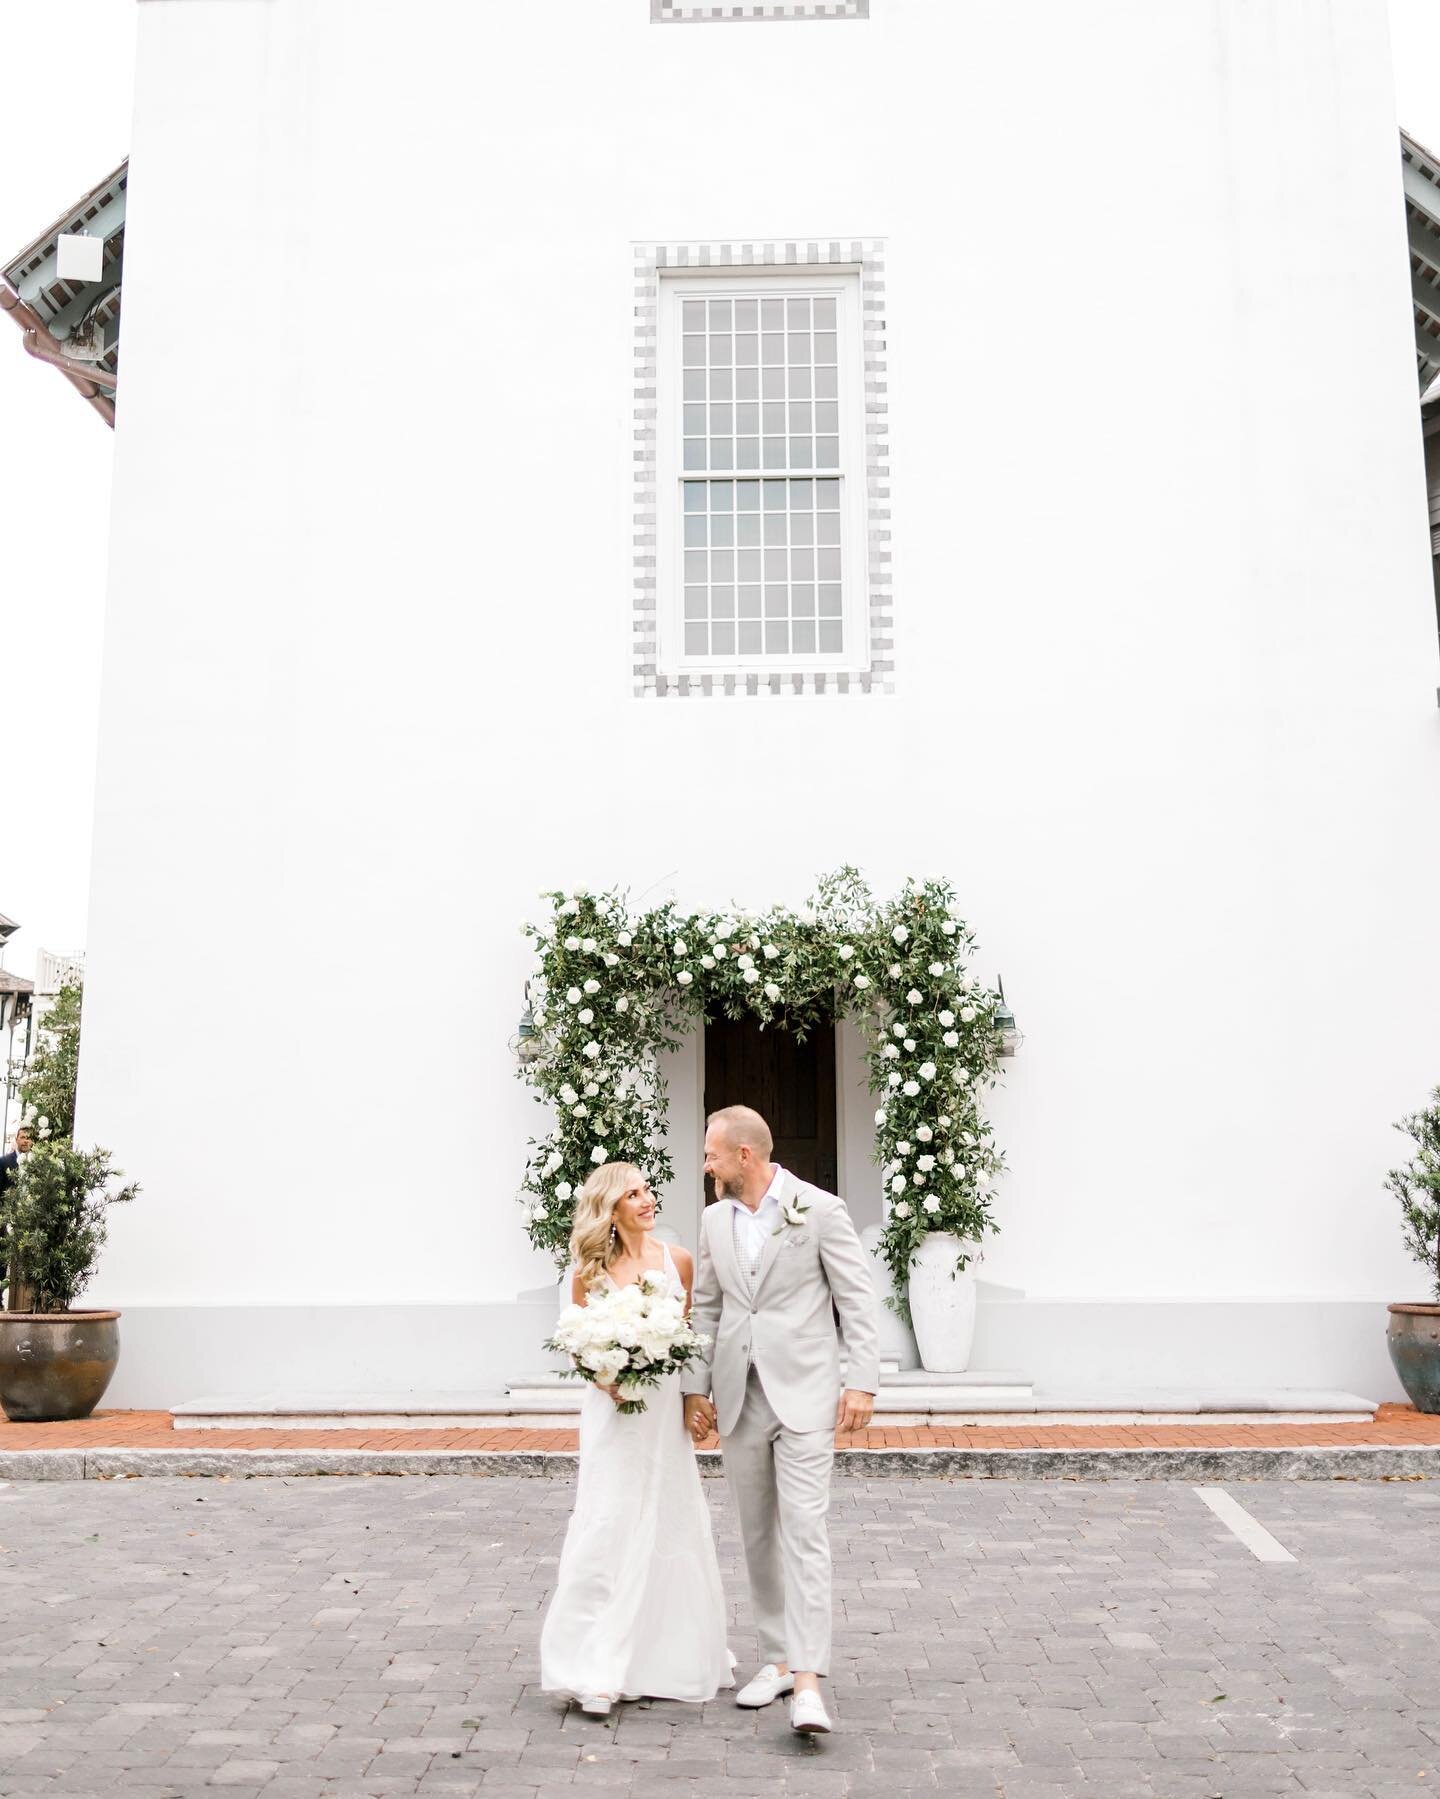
[683,1105,880,1736]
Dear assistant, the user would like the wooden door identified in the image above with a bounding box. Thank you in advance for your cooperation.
[702,1015,837,1203]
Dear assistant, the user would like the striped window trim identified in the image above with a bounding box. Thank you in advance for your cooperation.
[652,1,867,21]
[632,238,893,701]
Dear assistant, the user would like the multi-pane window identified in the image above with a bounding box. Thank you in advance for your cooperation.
[660,272,865,672]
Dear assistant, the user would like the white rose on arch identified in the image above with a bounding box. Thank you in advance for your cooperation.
[916,1125,933,1142]
[617,931,633,946]
[584,979,600,994]
[938,1010,955,1027]
[578,1009,593,1024]
[854,973,871,989]
[890,1174,907,1195]
[959,1006,977,1023]
[887,1072,902,1088]
[677,970,693,985]
[555,1182,572,1201]
[897,1140,912,1156]
[919,1062,937,1081]
[564,936,580,951]
[567,988,582,1005]
[928,962,945,976]
[764,982,782,1001]
[893,1200,912,1218]
[581,938,597,954]
[874,1108,888,1126]
[590,1146,608,1164]
[892,925,910,944]
[923,1195,941,1213]
[837,944,854,960]
[943,1030,960,1048]
[903,1079,920,1097]
[583,1042,601,1059]
[906,989,922,1005]
[743,967,760,984]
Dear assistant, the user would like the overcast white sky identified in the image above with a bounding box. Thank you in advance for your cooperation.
[1,1,1439,982]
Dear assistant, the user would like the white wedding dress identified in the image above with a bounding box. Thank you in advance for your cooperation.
[539,1243,734,1704]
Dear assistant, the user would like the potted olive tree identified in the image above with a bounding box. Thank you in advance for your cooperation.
[1385,1087,1440,1414]
[0,982,137,1422]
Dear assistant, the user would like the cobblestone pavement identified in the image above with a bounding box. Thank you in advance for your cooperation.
[1,1475,1438,1798]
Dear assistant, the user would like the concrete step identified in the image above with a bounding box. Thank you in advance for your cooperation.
[171,1382,1379,1430]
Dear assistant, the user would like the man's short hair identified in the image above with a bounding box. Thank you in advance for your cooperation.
[706,1105,773,1158]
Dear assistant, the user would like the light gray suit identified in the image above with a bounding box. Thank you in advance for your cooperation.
[682,1169,881,1675]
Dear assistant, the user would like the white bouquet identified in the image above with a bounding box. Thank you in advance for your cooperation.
[545,1272,709,1414]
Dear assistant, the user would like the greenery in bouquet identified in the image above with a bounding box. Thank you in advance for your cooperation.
[545,1270,709,1414]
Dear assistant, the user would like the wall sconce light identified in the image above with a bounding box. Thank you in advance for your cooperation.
[994,976,1022,1057]
[510,985,545,1066]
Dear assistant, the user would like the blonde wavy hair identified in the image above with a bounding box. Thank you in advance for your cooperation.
[570,1161,646,1293]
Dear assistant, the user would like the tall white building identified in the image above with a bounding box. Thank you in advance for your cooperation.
[59,0,1440,1406]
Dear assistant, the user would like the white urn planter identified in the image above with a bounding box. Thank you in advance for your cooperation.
[908,1233,979,1373]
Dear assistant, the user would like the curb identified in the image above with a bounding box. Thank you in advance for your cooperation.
[1,1444,1438,1481]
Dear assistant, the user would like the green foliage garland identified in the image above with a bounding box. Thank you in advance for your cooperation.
[515,869,1006,1307]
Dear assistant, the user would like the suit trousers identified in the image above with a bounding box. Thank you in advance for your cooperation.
[721,1363,834,1676]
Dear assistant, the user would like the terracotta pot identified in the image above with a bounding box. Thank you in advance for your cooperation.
[0,1310,120,1422]
[1387,1303,1440,1415]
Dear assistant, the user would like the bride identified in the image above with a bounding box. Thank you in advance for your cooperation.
[539,1162,734,1715]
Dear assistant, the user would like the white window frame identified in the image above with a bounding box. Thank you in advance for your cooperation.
[656,267,871,680]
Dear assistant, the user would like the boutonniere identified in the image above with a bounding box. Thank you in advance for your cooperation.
[773,1196,812,1235]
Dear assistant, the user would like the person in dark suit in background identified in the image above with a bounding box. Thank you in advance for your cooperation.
[0,1123,33,1305]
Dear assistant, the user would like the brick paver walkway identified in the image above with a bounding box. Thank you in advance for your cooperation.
[1,1403,1438,1455]
[2,1474,1439,1796]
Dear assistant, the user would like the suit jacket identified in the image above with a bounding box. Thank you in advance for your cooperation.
[681,1169,881,1436]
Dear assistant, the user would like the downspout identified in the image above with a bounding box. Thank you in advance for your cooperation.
[0,283,115,427]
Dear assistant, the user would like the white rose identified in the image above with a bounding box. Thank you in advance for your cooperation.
[919,1062,937,1081]
[953,1159,964,1174]
[581,937,597,954]
[713,943,728,959]
[749,934,761,950]
[674,938,688,955]
[938,1010,955,1027]
[763,944,779,960]
[853,974,871,989]
[743,967,760,984]
[616,997,629,1012]
[617,931,633,946]
[584,979,601,994]
[904,1038,916,1052]
[564,936,581,952]
[923,1196,941,1214]
[715,921,733,939]
[930,962,946,976]
[545,1152,562,1173]
[584,1081,599,1096]
[572,1104,588,1118]
[903,1080,920,1097]
[560,899,580,916]
[701,955,716,970]
[583,1042,601,1060]
[874,1108,888,1126]
[943,1031,960,1048]
[888,963,903,978]
[897,1139,913,1156]
[578,1008,594,1024]
[942,921,957,936]
[912,1172,926,1187]
[892,925,910,944]
[764,982,781,1001]
[555,1182,572,1201]
[677,970,693,985]
[838,944,854,960]
[939,1114,952,1128]
[882,1044,900,1061]
[591,1146,608,1164]
[567,988,582,1005]
[917,1154,936,1172]
[892,1023,905,1038]
[952,1067,969,1085]
[962,1132,977,1146]
[906,989,922,1006]
[916,1125,933,1142]
[604,953,619,968]
[560,1085,578,1105]
[737,953,754,968]
[960,1006,977,1023]
[887,1072,902,1088]
[890,1175,907,1195]
[893,1200,912,1218]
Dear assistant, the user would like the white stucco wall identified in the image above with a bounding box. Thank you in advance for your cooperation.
[80,0,1439,1401]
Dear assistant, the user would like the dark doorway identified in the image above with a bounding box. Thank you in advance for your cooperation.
[703,1014,837,1204]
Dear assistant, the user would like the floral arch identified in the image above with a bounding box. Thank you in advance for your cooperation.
[515,869,1006,1303]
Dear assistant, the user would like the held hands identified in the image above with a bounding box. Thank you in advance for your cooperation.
[836,1388,874,1434]
[684,1394,717,1443]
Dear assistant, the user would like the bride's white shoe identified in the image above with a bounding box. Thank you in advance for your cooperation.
[789,1690,832,1734]
[577,1693,612,1717]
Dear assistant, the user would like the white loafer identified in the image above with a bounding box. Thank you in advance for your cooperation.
[790,1690,832,1734]
[577,1693,612,1717]
[735,1663,795,1708]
